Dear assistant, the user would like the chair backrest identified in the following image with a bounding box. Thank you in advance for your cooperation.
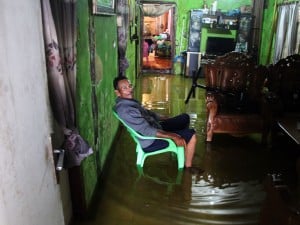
[267,54,300,112]
[113,110,139,144]
[205,52,254,92]
[112,110,156,143]
[219,66,249,92]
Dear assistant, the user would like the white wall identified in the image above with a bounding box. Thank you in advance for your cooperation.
[0,1,68,225]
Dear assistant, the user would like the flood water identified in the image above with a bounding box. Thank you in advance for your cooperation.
[72,75,300,225]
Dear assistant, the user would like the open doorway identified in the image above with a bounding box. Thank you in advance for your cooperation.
[140,3,175,74]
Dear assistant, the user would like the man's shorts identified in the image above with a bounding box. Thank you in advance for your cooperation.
[143,113,195,153]
[143,128,195,153]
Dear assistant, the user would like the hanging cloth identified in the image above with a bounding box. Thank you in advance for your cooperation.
[273,3,299,63]
[141,4,174,17]
[41,0,93,168]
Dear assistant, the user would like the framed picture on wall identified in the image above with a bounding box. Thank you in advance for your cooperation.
[92,0,115,15]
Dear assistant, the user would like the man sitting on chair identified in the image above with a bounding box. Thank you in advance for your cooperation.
[113,76,199,170]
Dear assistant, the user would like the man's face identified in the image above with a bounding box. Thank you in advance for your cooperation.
[115,79,133,99]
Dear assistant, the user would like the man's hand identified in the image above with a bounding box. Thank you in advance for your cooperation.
[172,135,186,147]
[156,130,186,147]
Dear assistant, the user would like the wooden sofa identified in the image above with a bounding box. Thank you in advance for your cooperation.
[264,54,300,142]
[204,52,269,143]
[265,54,300,115]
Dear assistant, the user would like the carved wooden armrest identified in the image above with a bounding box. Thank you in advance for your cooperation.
[206,93,218,113]
[261,91,284,117]
[206,93,218,142]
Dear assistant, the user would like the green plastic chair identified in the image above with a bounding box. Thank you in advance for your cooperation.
[112,110,185,169]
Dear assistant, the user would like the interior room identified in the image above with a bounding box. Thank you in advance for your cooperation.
[1,1,300,225]
[141,3,175,73]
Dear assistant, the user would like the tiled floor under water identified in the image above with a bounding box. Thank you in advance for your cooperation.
[72,75,300,225]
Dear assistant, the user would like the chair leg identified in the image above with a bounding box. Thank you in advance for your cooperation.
[136,165,144,178]
[136,148,145,167]
[206,121,213,142]
[206,132,213,142]
[177,147,185,169]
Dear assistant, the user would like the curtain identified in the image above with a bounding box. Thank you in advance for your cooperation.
[274,3,299,63]
[117,0,129,76]
[296,4,300,54]
[142,4,174,17]
[41,0,76,129]
[50,0,77,121]
[41,0,93,168]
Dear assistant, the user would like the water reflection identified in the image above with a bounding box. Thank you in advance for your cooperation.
[132,148,266,224]
[72,75,298,225]
[120,166,265,225]
[141,76,170,115]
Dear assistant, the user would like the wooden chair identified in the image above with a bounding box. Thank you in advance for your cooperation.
[203,52,269,143]
[112,110,185,169]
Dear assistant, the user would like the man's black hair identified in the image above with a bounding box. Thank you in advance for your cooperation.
[113,75,128,90]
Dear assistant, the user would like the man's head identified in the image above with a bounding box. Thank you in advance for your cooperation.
[113,76,133,99]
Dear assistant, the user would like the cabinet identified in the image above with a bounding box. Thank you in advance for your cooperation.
[187,11,239,58]
[186,10,254,76]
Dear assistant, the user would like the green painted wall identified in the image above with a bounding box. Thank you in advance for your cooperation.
[76,0,97,204]
[75,0,142,209]
[125,0,140,81]
[93,15,119,171]
[213,0,252,12]
[125,39,137,81]
[76,0,120,205]
[260,0,276,65]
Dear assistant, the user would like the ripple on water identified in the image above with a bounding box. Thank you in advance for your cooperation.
[107,168,266,225]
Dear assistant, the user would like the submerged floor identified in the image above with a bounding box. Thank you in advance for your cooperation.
[72,74,300,225]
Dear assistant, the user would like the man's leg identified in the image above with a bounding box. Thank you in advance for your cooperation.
[143,139,169,152]
[184,134,196,167]
[170,128,196,167]
[160,113,190,131]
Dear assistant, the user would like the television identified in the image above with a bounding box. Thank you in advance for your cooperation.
[206,37,236,56]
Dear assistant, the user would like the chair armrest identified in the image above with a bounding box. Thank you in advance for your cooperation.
[206,93,218,122]
[265,91,280,104]
[261,91,284,117]
[113,110,178,148]
[205,93,218,142]
[206,93,218,114]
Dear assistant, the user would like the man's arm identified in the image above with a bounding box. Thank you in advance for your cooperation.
[147,109,169,121]
[156,130,186,147]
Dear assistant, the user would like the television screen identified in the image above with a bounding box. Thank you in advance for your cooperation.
[206,37,236,56]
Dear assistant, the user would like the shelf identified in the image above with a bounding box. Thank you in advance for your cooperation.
[206,28,232,34]
[202,23,238,30]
